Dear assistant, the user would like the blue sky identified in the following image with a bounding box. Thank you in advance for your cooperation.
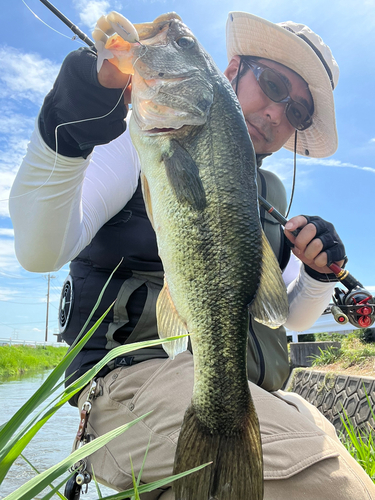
[0,0,374,341]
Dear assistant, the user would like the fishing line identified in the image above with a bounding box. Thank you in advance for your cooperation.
[5,81,128,202]
[3,47,147,203]
[21,0,85,44]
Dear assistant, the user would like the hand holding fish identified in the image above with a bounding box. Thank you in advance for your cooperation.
[97,59,132,103]
[285,215,346,275]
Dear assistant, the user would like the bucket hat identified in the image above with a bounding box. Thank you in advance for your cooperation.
[226,12,339,158]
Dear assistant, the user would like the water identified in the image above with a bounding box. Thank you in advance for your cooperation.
[0,371,117,499]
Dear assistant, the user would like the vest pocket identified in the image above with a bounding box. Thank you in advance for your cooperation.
[247,318,290,392]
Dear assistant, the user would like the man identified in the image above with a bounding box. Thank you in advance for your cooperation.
[10,11,375,500]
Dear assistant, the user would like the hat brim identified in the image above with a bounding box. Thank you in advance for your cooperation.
[226,12,338,158]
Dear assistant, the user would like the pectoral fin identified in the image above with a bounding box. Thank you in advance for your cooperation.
[249,231,289,328]
[162,139,206,210]
[157,279,189,358]
[140,173,155,229]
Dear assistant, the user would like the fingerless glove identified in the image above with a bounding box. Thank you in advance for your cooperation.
[302,215,347,282]
[39,47,127,158]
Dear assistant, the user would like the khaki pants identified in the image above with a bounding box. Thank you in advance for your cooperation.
[77,351,375,499]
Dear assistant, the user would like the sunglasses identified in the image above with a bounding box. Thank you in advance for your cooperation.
[241,59,313,131]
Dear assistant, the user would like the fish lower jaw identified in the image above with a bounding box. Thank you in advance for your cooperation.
[142,125,186,135]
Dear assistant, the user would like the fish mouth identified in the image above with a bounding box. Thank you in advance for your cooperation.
[143,126,185,135]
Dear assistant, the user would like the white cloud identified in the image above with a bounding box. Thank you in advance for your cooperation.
[0,235,20,272]
[261,158,292,182]
[0,47,59,217]
[370,138,375,144]
[0,46,60,103]
[0,287,20,301]
[298,157,375,174]
[0,112,34,137]
[0,229,14,237]
[74,0,111,28]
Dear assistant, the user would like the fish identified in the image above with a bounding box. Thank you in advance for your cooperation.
[94,12,289,500]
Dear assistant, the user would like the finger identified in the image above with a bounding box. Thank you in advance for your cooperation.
[325,245,346,267]
[284,215,308,233]
[292,223,317,253]
[313,252,329,268]
[284,215,308,248]
[98,60,132,88]
[303,238,324,262]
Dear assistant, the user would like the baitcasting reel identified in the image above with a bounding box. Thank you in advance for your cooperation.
[332,285,375,329]
[255,196,375,331]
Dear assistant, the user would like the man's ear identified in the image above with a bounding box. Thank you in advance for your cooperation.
[224,56,241,84]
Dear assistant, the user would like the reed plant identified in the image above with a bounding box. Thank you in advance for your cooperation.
[0,266,206,499]
[0,345,68,378]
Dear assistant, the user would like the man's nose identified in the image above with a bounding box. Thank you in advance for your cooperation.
[264,101,286,126]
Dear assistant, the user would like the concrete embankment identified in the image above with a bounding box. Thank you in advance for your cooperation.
[286,369,375,432]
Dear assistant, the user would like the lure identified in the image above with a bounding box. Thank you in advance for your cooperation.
[92,12,139,73]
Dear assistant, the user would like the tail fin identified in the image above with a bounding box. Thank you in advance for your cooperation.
[173,405,263,500]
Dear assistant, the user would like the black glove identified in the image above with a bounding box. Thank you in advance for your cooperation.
[302,215,347,282]
[39,47,127,158]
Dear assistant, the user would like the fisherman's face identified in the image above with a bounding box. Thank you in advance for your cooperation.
[224,56,314,154]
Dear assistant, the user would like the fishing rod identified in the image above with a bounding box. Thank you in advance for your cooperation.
[38,0,97,51]
[258,195,375,329]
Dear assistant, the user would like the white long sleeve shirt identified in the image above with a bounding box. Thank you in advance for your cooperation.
[9,119,335,332]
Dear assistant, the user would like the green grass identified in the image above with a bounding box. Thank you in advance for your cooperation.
[0,346,68,378]
[310,333,375,368]
[310,345,342,366]
[339,393,375,483]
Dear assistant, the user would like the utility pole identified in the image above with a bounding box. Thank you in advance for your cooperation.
[45,274,56,342]
[45,274,51,342]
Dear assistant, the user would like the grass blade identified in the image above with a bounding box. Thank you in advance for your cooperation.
[0,302,115,481]
[91,466,103,499]
[39,474,71,500]
[98,462,212,500]
[0,301,115,457]
[20,454,68,500]
[0,335,187,485]
[0,260,123,455]
[129,455,141,500]
[3,413,151,500]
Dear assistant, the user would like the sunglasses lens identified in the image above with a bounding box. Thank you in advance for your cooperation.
[259,69,289,102]
[286,102,312,130]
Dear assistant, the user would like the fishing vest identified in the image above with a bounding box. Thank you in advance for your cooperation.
[61,168,290,405]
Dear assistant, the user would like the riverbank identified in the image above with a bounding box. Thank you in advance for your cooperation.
[0,345,68,378]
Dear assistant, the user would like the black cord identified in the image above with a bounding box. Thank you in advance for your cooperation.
[285,130,297,218]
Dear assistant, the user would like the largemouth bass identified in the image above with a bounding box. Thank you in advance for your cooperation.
[95,12,288,500]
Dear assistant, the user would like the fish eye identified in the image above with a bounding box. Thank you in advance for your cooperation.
[176,36,195,49]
